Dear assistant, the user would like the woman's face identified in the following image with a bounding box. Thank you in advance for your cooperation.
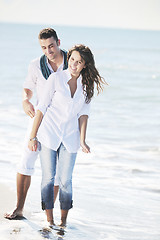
[68,51,86,77]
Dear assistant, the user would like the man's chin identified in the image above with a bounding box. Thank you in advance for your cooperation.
[47,55,55,61]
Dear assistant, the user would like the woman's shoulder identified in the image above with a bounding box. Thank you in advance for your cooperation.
[56,69,69,78]
[49,69,68,79]
[46,69,70,91]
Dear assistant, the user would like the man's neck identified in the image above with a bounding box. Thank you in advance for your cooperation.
[48,50,63,72]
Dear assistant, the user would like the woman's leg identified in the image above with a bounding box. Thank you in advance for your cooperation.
[60,209,69,227]
[57,143,77,226]
[54,158,59,203]
[40,144,57,225]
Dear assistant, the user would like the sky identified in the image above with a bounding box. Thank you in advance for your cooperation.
[0,0,160,30]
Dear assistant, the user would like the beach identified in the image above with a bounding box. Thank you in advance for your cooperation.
[0,22,160,239]
[0,183,16,221]
[0,182,43,239]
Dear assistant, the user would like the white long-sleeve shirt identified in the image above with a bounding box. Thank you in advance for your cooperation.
[23,57,63,105]
[37,69,90,153]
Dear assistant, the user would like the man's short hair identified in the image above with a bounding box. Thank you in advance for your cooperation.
[38,28,59,42]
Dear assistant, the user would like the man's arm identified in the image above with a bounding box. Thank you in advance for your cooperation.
[22,88,35,118]
[79,115,90,153]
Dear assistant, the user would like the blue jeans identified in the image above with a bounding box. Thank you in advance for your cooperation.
[39,143,77,210]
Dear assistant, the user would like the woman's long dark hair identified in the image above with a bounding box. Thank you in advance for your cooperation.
[67,44,105,103]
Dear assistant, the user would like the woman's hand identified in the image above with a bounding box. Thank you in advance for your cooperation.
[80,141,90,153]
[23,99,35,118]
[28,139,38,151]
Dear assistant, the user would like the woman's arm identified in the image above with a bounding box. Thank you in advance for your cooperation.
[28,110,43,151]
[79,115,90,153]
[28,74,56,151]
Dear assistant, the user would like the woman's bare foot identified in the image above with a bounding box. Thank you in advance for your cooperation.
[48,220,55,226]
[59,209,68,228]
[58,217,67,229]
[47,220,58,230]
[59,221,66,229]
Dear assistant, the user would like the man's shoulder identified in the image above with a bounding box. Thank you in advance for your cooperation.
[29,57,41,68]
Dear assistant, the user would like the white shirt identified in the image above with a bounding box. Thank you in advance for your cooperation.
[37,69,90,153]
[23,57,63,105]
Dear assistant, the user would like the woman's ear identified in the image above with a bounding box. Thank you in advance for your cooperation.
[57,39,60,46]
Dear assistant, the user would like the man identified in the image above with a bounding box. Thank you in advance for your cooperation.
[4,28,68,219]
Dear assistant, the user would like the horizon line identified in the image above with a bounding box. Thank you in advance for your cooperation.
[1,20,160,32]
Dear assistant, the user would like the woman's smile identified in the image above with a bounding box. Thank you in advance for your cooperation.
[68,51,86,77]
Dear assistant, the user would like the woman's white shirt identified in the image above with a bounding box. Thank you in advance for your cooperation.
[37,69,90,153]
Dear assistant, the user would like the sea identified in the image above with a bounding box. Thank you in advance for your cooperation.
[0,22,160,240]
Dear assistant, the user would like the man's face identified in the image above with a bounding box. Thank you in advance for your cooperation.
[39,37,60,61]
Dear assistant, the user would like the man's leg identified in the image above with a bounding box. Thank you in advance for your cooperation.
[16,173,31,214]
[4,137,38,219]
[4,141,59,219]
[4,173,31,219]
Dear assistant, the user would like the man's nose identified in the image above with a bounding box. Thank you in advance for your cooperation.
[47,47,52,54]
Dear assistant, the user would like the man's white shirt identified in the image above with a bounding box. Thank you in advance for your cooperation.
[23,57,63,105]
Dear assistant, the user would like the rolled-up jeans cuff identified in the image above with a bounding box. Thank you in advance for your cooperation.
[60,200,73,210]
[42,200,54,210]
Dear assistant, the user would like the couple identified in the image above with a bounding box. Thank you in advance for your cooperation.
[5,28,104,228]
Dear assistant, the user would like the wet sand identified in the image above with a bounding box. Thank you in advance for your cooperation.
[0,183,16,221]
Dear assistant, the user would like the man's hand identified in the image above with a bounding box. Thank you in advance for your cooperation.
[80,141,90,153]
[23,99,35,118]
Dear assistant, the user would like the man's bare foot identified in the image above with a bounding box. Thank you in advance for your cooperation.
[4,208,23,220]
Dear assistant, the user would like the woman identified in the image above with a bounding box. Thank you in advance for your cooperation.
[28,44,104,228]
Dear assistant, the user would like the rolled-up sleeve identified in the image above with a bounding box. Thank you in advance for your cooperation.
[37,74,56,115]
[77,101,91,119]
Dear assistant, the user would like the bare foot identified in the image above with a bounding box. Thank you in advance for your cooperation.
[46,219,56,229]
[58,221,66,229]
[4,208,23,220]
